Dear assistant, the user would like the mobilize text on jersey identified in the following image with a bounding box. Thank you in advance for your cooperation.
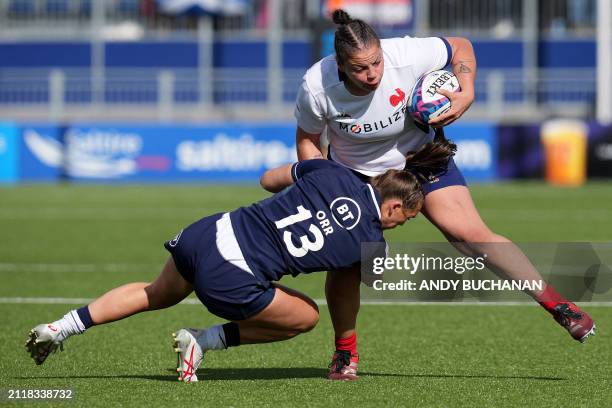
[338,106,408,134]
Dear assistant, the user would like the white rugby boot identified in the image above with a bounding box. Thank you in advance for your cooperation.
[25,324,65,365]
[172,329,205,383]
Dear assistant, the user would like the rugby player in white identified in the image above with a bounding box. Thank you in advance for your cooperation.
[288,8,596,381]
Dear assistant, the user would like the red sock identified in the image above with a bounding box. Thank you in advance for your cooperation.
[335,332,357,355]
[536,285,566,313]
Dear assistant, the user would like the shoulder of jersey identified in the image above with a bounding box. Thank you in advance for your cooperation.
[302,164,363,191]
[303,55,343,96]
[380,36,418,68]
[305,161,352,178]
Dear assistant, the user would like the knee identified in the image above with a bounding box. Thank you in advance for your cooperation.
[294,305,320,334]
[144,283,166,310]
[145,282,181,310]
[303,308,320,332]
[451,225,497,243]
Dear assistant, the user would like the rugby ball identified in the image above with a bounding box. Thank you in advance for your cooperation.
[408,70,460,125]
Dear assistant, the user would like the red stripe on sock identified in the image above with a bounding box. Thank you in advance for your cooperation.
[335,332,357,355]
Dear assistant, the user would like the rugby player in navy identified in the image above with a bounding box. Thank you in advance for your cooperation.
[25,158,428,382]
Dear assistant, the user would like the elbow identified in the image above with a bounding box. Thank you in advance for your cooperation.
[451,36,472,46]
[458,37,474,53]
[259,174,275,193]
[260,173,282,193]
[463,37,474,51]
[448,36,474,54]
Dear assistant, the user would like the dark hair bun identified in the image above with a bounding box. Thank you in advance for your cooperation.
[332,9,352,25]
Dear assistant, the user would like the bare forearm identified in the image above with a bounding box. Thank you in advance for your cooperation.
[297,139,323,160]
[296,128,323,161]
[448,37,476,96]
[260,163,294,193]
[429,37,477,127]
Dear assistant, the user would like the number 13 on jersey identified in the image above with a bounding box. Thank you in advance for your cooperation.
[274,205,331,258]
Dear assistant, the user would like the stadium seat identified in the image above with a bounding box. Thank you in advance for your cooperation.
[8,0,36,17]
[46,0,71,15]
[117,0,139,15]
[79,0,91,16]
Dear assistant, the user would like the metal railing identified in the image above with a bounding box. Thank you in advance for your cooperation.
[0,0,599,39]
[0,67,596,122]
[0,0,601,122]
[425,0,595,38]
[0,0,317,38]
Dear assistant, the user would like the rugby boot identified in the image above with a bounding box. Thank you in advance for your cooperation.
[551,302,596,343]
[328,350,359,381]
[25,324,64,365]
[173,329,205,382]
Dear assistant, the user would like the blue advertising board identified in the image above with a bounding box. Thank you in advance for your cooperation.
[445,123,498,182]
[19,124,64,182]
[0,123,19,183]
[10,122,497,183]
[64,124,297,182]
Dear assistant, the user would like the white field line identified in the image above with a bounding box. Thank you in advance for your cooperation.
[1,297,611,307]
[0,263,160,273]
[0,208,612,221]
[0,207,215,220]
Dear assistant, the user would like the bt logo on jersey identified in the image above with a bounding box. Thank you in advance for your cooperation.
[330,197,362,230]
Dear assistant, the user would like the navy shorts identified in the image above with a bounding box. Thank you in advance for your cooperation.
[164,212,276,321]
[420,157,467,195]
[330,154,466,196]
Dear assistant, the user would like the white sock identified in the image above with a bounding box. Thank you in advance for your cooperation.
[51,310,86,342]
[196,325,228,351]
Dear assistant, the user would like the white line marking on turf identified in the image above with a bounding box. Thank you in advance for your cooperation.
[0,263,160,273]
[1,207,611,221]
[0,297,95,304]
[0,207,218,220]
[1,297,612,307]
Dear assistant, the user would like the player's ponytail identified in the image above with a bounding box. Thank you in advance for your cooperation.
[403,138,457,182]
[332,8,352,25]
[332,9,380,63]
[371,170,424,211]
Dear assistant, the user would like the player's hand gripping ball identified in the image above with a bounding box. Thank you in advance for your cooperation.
[408,70,460,125]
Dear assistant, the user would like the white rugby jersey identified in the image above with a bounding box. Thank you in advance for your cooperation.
[295,36,451,176]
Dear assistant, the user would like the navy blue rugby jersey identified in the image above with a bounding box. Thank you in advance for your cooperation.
[230,160,385,281]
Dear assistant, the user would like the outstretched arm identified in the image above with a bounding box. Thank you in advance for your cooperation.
[260,163,294,193]
[260,127,321,193]
[429,37,476,128]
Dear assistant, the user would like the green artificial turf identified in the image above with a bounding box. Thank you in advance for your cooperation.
[0,182,610,407]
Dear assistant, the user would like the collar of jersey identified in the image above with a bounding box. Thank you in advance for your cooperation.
[366,184,382,220]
